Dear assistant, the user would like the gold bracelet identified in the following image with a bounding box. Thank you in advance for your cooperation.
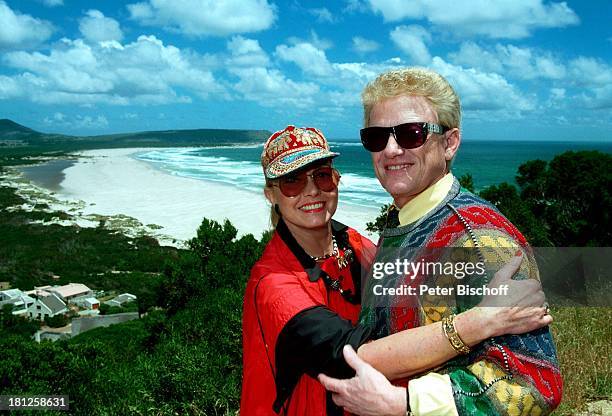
[442,314,471,355]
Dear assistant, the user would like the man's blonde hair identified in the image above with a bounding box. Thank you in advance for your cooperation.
[362,67,461,129]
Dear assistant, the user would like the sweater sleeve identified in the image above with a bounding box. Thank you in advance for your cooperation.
[411,247,562,415]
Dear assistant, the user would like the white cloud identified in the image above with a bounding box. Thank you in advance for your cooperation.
[79,10,124,43]
[227,36,269,67]
[2,36,224,105]
[39,0,63,6]
[583,85,612,109]
[449,42,503,73]
[390,25,431,65]
[275,43,333,77]
[535,56,566,79]
[352,36,380,54]
[431,57,533,114]
[568,57,612,109]
[309,7,335,23]
[0,75,21,99]
[229,67,320,108]
[344,0,370,13]
[127,0,276,36]
[568,57,612,87]
[449,41,566,80]
[0,1,54,49]
[287,30,333,50]
[44,113,109,130]
[550,88,565,100]
[368,0,579,39]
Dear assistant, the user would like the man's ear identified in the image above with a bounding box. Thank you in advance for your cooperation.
[444,128,461,161]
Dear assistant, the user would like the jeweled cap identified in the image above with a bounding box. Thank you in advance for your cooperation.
[261,125,339,179]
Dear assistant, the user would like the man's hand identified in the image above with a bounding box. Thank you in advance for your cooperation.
[318,345,406,416]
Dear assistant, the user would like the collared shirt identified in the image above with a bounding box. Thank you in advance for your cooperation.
[398,172,455,226]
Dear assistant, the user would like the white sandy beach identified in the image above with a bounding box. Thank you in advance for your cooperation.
[54,148,381,244]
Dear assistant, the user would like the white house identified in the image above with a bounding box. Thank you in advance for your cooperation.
[105,293,137,307]
[28,293,68,321]
[0,289,35,316]
[72,296,100,310]
[39,283,94,303]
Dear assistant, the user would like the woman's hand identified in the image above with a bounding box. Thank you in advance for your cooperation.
[470,252,552,339]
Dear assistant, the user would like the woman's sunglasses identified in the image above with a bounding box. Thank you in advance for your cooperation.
[360,122,448,152]
[273,166,340,197]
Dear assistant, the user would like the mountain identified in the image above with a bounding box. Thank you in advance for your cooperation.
[0,119,271,150]
[0,119,43,141]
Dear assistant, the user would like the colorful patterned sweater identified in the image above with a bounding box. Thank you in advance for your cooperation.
[360,178,563,415]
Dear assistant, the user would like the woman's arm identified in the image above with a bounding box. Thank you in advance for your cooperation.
[357,253,550,379]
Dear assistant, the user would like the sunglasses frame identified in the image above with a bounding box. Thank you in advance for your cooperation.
[360,122,448,152]
[272,166,341,198]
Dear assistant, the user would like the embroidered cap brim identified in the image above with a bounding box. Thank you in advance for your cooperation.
[265,147,339,179]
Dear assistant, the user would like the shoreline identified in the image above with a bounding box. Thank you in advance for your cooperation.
[6,148,381,245]
[19,159,78,191]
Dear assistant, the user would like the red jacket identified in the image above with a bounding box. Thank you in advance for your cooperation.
[241,223,375,415]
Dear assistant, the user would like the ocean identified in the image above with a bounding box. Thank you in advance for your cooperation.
[134,140,612,211]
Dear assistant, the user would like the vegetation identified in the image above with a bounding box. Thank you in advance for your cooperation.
[0,210,264,415]
[550,306,612,415]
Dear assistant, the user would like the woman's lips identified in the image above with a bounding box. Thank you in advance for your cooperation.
[299,201,325,212]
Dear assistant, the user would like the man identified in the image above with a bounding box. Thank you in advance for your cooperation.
[319,68,562,415]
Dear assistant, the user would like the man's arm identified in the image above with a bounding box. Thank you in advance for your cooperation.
[357,254,550,379]
[320,253,561,415]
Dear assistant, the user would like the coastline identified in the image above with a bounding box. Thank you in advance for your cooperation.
[6,148,381,245]
[19,159,77,191]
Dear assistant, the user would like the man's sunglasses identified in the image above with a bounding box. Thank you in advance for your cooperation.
[273,166,340,197]
[360,122,448,152]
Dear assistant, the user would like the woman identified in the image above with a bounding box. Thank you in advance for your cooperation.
[241,126,551,415]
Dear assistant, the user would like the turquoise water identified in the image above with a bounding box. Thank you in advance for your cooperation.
[134,140,612,210]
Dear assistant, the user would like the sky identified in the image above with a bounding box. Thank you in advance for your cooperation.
[0,0,610,141]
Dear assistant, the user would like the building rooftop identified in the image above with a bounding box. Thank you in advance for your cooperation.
[0,289,24,300]
[108,293,137,305]
[40,294,68,315]
[48,283,92,299]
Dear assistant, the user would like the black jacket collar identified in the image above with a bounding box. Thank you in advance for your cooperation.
[276,218,349,282]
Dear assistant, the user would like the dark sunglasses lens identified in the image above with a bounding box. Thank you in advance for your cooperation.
[278,167,339,196]
[279,174,307,197]
[313,167,338,192]
[360,127,390,152]
[394,123,426,149]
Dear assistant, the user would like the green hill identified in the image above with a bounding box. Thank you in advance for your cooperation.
[0,119,38,135]
[0,119,271,150]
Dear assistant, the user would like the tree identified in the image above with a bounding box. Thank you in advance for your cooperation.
[479,182,551,246]
[458,173,475,193]
[44,314,69,328]
[514,151,612,246]
[366,203,391,234]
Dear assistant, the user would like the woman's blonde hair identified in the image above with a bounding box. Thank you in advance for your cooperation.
[265,181,281,228]
[362,67,461,129]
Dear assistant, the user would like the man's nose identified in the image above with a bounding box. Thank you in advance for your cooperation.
[383,131,404,157]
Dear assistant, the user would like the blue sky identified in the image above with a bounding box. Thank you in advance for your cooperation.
[0,0,610,141]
